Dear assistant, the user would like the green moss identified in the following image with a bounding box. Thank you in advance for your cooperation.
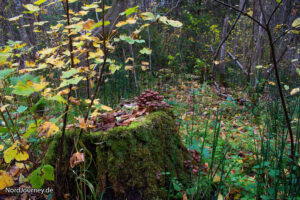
[44,111,190,199]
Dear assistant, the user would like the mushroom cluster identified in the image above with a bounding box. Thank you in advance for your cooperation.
[135,90,172,112]
[184,149,201,175]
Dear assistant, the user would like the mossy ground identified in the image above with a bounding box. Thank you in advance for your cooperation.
[44,111,190,199]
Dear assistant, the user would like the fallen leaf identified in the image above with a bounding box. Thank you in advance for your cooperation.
[0,170,14,190]
[78,117,87,131]
[70,152,85,168]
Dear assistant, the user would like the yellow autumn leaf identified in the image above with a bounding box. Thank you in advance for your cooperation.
[82,3,98,10]
[214,60,220,65]
[38,47,56,55]
[37,121,59,137]
[100,105,113,111]
[14,43,26,49]
[213,174,221,183]
[291,87,300,96]
[78,10,89,16]
[0,170,14,190]
[3,141,29,163]
[268,81,276,86]
[25,60,35,67]
[91,109,101,117]
[15,162,27,169]
[141,65,148,71]
[23,4,40,12]
[74,57,81,64]
[125,57,133,63]
[8,15,23,21]
[0,104,10,112]
[88,49,104,59]
[141,61,149,65]
[82,19,95,30]
[4,96,14,102]
[0,145,4,151]
[125,65,133,71]
[27,78,48,92]
[78,117,87,131]
[126,17,136,24]
[116,21,128,27]
[58,88,70,95]
[85,99,91,104]
[218,193,224,200]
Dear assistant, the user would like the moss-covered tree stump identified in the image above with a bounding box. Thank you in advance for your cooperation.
[44,111,190,199]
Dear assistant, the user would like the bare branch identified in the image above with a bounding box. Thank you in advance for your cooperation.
[213,1,246,60]
[214,0,267,30]
[267,0,284,26]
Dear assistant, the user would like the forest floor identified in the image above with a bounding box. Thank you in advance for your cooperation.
[159,80,265,199]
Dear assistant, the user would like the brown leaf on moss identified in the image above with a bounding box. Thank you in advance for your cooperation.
[70,152,84,168]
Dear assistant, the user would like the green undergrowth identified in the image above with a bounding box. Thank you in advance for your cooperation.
[161,81,300,199]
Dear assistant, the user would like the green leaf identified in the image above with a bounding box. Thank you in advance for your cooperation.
[34,0,48,5]
[12,81,35,96]
[61,68,79,79]
[0,53,11,66]
[28,167,44,189]
[24,122,38,138]
[42,165,54,181]
[34,21,48,26]
[166,19,183,27]
[0,69,15,81]
[46,95,67,104]
[139,48,152,55]
[92,21,110,29]
[119,35,135,44]
[172,181,182,192]
[17,105,28,114]
[292,18,300,28]
[58,76,83,89]
[10,74,39,85]
[159,16,183,28]
[140,12,155,21]
[121,6,139,16]
[109,64,121,74]
[135,39,145,43]
[23,4,40,13]
[0,127,9,133]
[284,85,289,90]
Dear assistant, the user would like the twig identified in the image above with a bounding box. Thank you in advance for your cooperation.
[0,110,15,142]
[214,0,267,30]
[267,0,284,26]
[164,0,182,16]
[213,1,246,60]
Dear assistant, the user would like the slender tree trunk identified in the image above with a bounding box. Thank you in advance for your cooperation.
[219,0,231,85]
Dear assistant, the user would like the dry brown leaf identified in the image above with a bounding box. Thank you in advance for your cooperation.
[70,152,85,168]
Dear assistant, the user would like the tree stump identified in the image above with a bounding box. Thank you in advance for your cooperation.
[44,111,190,200]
